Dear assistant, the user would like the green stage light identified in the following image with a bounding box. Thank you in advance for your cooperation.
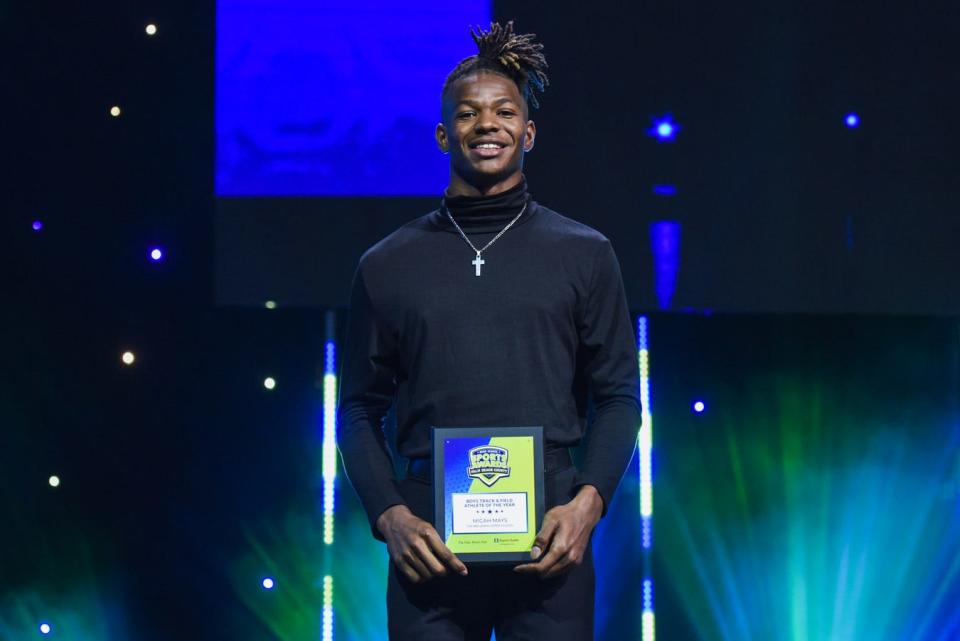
[637,316,655,641]
[229,504,388,641]
[657,377,960,641]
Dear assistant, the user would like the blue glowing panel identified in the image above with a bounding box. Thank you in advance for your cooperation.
[650,221,681,309]
[216,0,490,196]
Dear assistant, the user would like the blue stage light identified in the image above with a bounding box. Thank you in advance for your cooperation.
[262,577,275,589]
[323,575,334,641]
[652,184,677,196]
[637,315,656,641]
[40,622,52,635]
[650,221,681,310]
[32,220,43,231]
[322,340,338,545]
[693,400,706,413]
[845,113,860,128]
[648,115,679,142]
[642,579,655,640]
[149,247,163,262]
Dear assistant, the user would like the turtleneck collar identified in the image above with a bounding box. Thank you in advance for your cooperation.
[430,176,536,233]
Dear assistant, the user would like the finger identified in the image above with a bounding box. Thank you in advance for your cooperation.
[527,534,569,577]
[514,551,566,575]
[540,535,588,579]
[530,513,561,560]
[541,551,577,579]
[401,548,432,582]
[412,537,448,578]
[396,558,421,583]
[515,518,562,574]
[424,529,468,575]
[515,539,565,575]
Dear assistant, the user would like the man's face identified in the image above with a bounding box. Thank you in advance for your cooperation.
[436,71,536,188]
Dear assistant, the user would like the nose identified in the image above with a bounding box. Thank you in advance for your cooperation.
[474,110,499,133]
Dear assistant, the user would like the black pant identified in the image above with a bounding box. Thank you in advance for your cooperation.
[387,464,595,641]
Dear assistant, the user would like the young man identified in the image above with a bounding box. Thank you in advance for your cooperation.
[337,21,641,641]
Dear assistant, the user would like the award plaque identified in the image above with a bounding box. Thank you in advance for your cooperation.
[432,426,545,564]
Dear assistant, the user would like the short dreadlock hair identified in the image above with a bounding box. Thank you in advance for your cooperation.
[441,21,549,113]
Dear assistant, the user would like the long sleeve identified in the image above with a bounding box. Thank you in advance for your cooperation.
[336,262,406,541]
[571,239,643,516]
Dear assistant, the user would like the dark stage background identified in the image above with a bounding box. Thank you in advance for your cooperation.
[215,2,960,314]
[5,1,960,640]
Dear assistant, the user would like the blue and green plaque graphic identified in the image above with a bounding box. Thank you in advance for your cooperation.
[432,427,544,562]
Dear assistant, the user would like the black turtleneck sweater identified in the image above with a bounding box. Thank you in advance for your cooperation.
[337,178,642,539]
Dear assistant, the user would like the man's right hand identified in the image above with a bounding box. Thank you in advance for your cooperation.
[376,505,468,583]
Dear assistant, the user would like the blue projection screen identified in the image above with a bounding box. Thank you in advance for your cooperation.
[216,0,490,196]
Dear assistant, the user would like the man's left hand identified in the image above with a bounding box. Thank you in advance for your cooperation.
[513,484,603,579]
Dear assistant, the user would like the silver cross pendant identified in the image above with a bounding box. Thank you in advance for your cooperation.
[472,252,485,276]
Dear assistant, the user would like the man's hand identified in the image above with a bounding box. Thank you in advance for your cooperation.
[376,505,468,583]
[513,484,603,579]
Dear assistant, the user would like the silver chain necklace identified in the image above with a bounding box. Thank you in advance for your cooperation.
[444,197,528,276]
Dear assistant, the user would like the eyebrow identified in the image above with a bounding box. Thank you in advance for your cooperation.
[456,97,519,108]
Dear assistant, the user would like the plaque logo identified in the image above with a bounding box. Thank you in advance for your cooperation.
[467,446,511,487]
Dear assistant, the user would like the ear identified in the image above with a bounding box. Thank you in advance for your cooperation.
[523,119,537,153]
[435,123,449,154]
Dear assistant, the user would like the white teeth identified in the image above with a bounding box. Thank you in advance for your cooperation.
[476,143,501,149]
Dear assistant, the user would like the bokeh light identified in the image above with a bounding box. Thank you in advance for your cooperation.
[648,115,679,142]
[32,220,43,231]
[145,23,158,36]
[121,351,136,365]
[48,475,60,488]
[149,247,163,262]
[845,112,860,128]
[263,377,276,390]
[109,106,121,117]
[693,400,706,413]
[39,622,51,635]
[261,577,275,590]
[264,300,277,310]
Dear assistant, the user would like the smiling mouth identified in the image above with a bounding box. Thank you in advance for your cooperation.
[469,142,508,158]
